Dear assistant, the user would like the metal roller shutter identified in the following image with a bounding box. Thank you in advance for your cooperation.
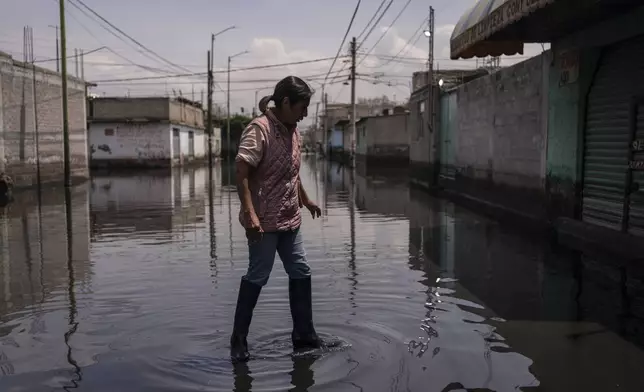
[582,35,644,233]
[628,103,644,235]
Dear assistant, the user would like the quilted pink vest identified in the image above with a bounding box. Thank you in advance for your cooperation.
[239,111,302,232]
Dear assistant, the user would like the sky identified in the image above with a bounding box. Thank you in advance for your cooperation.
[0,0,547,128]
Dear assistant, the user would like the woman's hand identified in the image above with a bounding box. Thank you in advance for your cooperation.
[304,200,322,219]
[244,210,263,243]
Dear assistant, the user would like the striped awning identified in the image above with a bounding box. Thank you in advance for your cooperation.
[450,0,554,59]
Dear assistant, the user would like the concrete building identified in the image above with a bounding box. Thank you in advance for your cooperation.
[0,50,89,188]
[445,0,644,255]
[88,97,207,169]
[320,103,371,154]
[408,69,487,189]
[356,107,409,166]
[331,119,349,158]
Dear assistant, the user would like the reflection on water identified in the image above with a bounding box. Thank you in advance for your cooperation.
[0,161,642,391]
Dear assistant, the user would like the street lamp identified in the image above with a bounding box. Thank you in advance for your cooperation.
[227,50,249,155]
[208,25,236,164]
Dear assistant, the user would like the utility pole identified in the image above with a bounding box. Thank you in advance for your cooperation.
[80,49,84,80]
[226,50,248,158]
[207,49,213,167]
[254,89,259,117]
[427,6,437,186]
[49,25,60,73]
[74,48,79,78]
[350,37,357,168]
[27,27,41,186]
[323,91,328,157]
[227,56,231,158]
[314,102,320,133]
[59,0,71,187]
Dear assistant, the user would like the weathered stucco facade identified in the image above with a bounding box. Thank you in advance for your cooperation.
[88,97,207,169]
[0,51,89,187]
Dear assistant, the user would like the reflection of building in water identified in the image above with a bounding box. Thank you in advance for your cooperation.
[0,186,91,335]
[90,167,211,238]
[407,189,644,390]
[353,167,410,218]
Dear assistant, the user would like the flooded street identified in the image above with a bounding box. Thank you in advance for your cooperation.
[1,157,644,391]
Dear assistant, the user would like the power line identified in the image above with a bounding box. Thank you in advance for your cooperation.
[95,71,351,87]
[357,0,412,67]
[64,0,179,74]
[329,0,393,88]
[71,0,192,73]
[355,0,388,42]
[323,0,361,86]
[356,0,394,51]
[379,17,427,67]
[92,56,350,83]
[33,45,106,63]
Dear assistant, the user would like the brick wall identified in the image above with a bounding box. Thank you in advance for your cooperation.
[0,51,88,187]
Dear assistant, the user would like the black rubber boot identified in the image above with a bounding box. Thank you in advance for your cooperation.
[230,278,262,362]
[289,277,322,350]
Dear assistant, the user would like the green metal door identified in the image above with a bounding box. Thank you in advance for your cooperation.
[439,92,457,180]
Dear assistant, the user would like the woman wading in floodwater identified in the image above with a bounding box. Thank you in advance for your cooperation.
[230,76,326,362]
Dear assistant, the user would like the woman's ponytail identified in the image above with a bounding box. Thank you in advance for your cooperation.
[258,95,273,114]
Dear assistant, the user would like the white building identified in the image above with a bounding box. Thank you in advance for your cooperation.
[88,97,212,169]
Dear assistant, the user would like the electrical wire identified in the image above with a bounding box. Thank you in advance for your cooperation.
[356,0,394,51]
[92,56,351,83]
[379,17,427,67]
[355,0,388,42]
[322,0,362,86]
[71,0,192,73]
[357,0,412,67]
[64,0,179,74]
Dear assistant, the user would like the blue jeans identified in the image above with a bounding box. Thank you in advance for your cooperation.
[243,227,311,287]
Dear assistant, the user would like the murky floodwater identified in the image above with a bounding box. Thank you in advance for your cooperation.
[1,157,644,391]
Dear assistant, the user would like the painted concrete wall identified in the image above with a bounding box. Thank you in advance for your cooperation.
[456,54,547,190]
[0,51,88,187]
[89,122,171,165]
[438,53,549,217]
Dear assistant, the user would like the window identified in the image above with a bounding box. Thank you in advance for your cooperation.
[104,128,114,136]
[172,128,179,137]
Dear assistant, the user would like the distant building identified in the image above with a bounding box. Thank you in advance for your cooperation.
[88,97,209,169]
[356,107,409,166]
